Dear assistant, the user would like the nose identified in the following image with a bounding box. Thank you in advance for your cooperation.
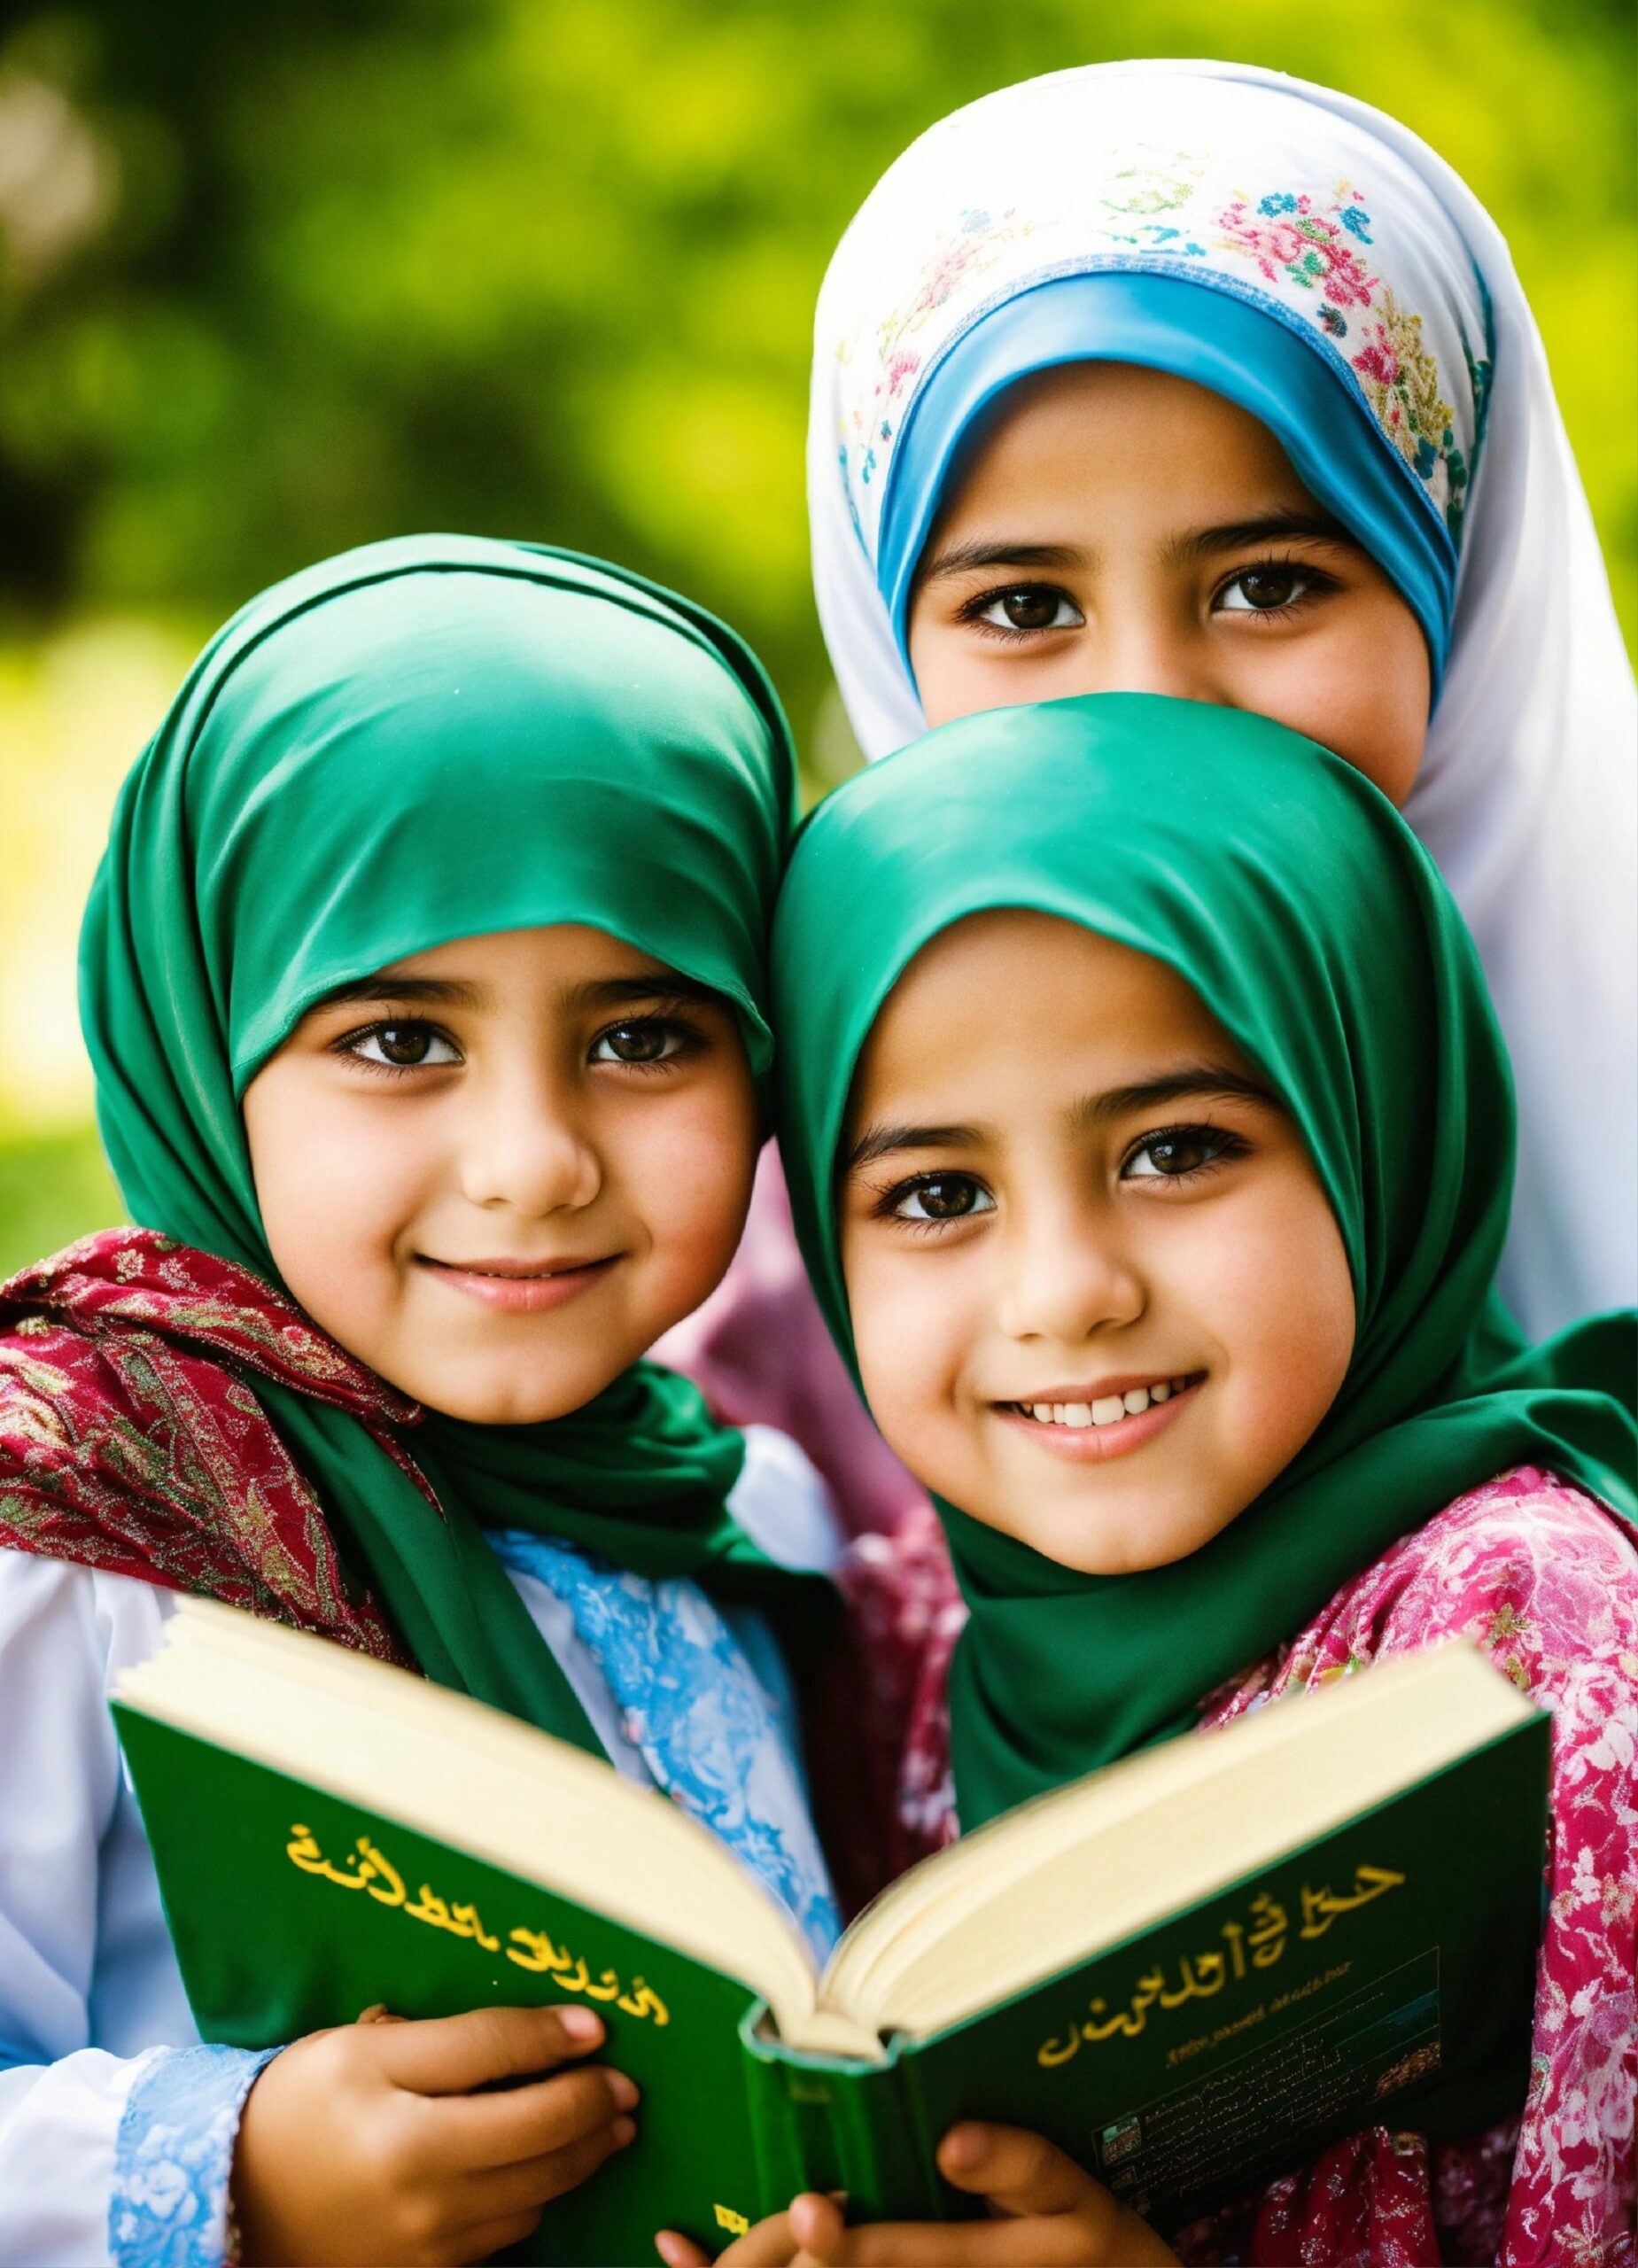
[456,1061,602,1217]
[1083,602,1224,706]
[994,1195,1145,1346]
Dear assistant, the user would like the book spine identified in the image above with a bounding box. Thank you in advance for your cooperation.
[737,2014,945,2223]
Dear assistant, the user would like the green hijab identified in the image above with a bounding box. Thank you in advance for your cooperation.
[773,694,1636,1828]
[82,532,829,1759]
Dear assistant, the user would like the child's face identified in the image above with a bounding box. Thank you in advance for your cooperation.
[906,362,1431,806]
[243,926,760,1425]
[839,910,1355,1573]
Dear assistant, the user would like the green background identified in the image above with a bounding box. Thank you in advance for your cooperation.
[1,0,1632,1274]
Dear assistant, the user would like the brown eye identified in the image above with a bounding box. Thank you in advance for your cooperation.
[349,1021,459,1069]
[592,1020,679,1065]
[1004,588,1060,630]
[976,584,1081,633]
[1220,566,1305,612]
[1135,1131,1214,1175]
[893,1174,995,1222]
[1123,1124,1250,1180]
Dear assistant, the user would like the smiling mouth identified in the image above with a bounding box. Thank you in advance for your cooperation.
[423,1257,610,1278]
[416,1254,617,1311]
[997,1372,1206,1431]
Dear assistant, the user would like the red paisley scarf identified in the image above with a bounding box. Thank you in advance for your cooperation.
[0,1226,415,1663]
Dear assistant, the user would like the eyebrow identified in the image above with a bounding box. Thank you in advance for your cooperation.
[844,1063,1277,1173]
[311,971,728,1017]
[916,509,1356,590]
[847,1122,984,1172]
[563,975,729,1012]
[1161,508,1355,565]
[313,975,485,1012]
[916,539,1090,586]
[1070,1064,1278,1127]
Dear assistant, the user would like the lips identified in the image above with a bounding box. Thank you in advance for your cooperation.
[424,1257,604,1278]
[416,1254,617,1313]
[991,1371,1206,1463]
[999,1372,1205,1430]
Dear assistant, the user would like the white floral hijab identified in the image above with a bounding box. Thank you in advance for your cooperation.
[807,60,1637,1340]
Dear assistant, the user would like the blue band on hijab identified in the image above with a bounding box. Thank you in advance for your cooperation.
[876,270,1457,697]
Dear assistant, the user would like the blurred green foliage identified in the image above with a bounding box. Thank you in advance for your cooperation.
[0,0,1632,1271]
[0,1127,119,1278]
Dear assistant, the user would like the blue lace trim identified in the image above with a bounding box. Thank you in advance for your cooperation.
[489,1531,842,1963]
[108,2043,276,2268]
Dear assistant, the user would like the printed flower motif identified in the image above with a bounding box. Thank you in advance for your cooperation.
[872,206,1035,403]
[836,160,1479,557]
[908,207,1027,323]
[1102,157,1204,218]
[1350,288,1460,508]
[1216,186,1378,307]
[850,1467,1638,2263]
[881,347,920,401]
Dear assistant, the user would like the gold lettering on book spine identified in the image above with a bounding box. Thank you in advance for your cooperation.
[1035,1863,1406,2070]
[284,1825,670,2027]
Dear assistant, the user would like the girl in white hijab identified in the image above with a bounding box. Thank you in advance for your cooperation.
[808,58,1635,1345]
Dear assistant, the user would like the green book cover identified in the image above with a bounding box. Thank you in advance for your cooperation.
[738,1724,1546,2233]
[113,1604,1549,2266]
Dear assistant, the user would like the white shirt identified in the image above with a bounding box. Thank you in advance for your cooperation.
[0,1425,837,2268]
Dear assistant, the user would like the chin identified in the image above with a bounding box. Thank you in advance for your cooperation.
[1013,1498,1226,1577]
[415,1368,611,1428]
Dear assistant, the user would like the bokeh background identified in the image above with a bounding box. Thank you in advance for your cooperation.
[2,0,1634,1275]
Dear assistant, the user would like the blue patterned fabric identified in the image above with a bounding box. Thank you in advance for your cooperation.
[488,1530,842,1964]
[108,2042,275,2268]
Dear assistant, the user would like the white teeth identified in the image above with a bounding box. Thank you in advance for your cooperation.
[1014,1378,1195,1426]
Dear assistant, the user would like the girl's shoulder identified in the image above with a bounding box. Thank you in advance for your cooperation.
[0,1228,407,1650]
[836,1499,964,1873]
[1213,1468,1638,1725]
[1,1227,319,1530]
[0,1226,404,1405]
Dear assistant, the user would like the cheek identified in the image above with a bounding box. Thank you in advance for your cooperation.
[906,618,1007,730]
[611,1081,760,1300]
[842,1239,973,1463]
[1206,1183,1355,1467]
[245,1079,433,1318]
[1236,611,1430,806]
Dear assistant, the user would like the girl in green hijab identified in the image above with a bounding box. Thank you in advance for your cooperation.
[0,536,843,2266]
[738,693,1636,2267]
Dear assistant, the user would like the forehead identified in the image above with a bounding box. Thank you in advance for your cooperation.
[853,908,1243,1107]
[378,926,677,988]
[941,362,1307,531]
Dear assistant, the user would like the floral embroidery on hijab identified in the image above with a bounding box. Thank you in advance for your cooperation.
[827,96,1489,563]
[870,204,1038,431]
[1350,288,1471,528]
[1215,183,1377,304]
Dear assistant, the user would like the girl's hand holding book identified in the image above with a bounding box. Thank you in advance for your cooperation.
[231,2002,638,2265]
[655,2124,1178,2266]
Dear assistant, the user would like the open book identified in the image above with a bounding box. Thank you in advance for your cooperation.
[115,1602,1548,2264]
